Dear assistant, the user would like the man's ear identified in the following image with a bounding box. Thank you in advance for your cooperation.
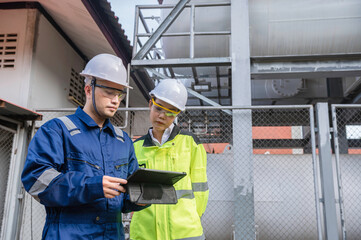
[84,85,92,98]
[148,99,152,109]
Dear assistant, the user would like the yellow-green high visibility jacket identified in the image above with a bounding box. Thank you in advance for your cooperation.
[130,125,209,240]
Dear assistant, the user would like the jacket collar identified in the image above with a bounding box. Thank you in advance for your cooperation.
[142,123,181,147]
[75,106,115,135]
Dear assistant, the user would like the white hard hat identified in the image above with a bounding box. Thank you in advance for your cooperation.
[80,53,132,89]
[149,79,188,111]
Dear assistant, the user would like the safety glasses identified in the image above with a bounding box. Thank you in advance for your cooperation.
[152,98,180,117]
[95,84,127,101]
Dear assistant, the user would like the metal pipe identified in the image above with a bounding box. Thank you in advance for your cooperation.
[309,106,323,240]
[137,2,230,9]
[36,105,314,112]
[192,2,231,7]
[190,4,195,59]
[132,57,232,68]
[330,104,361,108]
[187,88,232,115]
[331,105,347,240]
[133,0,190,60]
[136,31,230,37]
[137,32,190,37]
[139,10,151,34]
[138,9,158,60]
[132,6,140,58]
[194,31,231,36]
[118,64,131,129]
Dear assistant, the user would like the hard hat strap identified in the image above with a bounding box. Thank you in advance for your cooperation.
[91,77,101,116]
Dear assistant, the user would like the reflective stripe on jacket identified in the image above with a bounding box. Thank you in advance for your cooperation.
[130,125,209,240]
[21,107,146,240]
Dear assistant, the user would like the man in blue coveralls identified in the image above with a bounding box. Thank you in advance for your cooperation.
[21,54,147,240]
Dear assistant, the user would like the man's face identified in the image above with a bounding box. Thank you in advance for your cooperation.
[89,79,125,119]
[149,98,179,132]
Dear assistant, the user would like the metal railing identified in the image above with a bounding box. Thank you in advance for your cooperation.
[133,2,231,61]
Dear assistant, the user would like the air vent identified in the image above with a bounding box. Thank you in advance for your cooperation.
[0,33,17,69]
[68,68,85,106]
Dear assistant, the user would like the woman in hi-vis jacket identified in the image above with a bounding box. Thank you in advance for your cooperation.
[130,79,209,240]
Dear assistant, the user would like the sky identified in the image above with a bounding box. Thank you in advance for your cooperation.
[108,0,159,45]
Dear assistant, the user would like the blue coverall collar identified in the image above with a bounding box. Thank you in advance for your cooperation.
[75,107,114,134]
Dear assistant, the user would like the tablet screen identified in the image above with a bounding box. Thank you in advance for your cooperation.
[127,168,186,185]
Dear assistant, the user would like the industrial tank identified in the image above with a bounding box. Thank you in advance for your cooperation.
[161,0,361,57]
[159,0,361,104]
[157,1,361,239]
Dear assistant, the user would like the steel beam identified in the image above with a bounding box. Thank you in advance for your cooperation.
[146,68,232,115]
[132,57,231,68]
[216,67,222,104]
[133,0,190,60]
[133,56,361,80]
[187,88,232,115]
[231,0,255,239]
[315,103,340,240]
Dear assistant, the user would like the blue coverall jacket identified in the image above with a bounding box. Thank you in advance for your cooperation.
[21,107,146,240]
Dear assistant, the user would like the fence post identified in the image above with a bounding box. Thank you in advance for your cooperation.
[231,0,255,239]
[315,102,340,240]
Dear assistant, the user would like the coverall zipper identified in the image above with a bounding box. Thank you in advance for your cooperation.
[115,163,128,170]
[67,158,101,170]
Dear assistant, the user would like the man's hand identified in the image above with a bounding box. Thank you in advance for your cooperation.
[103,176,127,199]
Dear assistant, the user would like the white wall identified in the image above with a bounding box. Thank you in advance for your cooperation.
[0,8,85,110]
[0,9,36,107]
[29,13,85,109]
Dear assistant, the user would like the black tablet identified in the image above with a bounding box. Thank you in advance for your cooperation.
[127,168,186,185]
[125,168,187,204]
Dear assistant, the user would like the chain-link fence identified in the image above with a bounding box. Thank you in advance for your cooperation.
[20,106,322,240]
[19,111,75,240]
[176,107,320,240]
[251,108,319,240]
[0,126,14,236]
[332,105,361,240]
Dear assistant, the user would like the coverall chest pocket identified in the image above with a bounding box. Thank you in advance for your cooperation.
[169,149,190,172]
[66,153,101,176]
[114,158,129,179]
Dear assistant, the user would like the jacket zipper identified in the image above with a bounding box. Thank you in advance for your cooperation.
[115,163,128,170]
[67,158,101,170]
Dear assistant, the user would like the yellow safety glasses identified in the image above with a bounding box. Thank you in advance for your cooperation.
[152,98,180,117]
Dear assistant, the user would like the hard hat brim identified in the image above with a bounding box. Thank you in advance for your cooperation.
[80,73,133,89]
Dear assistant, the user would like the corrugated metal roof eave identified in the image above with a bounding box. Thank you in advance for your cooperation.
[81,0,132,65]
[81,0,152,98]
[0,99,42,121]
